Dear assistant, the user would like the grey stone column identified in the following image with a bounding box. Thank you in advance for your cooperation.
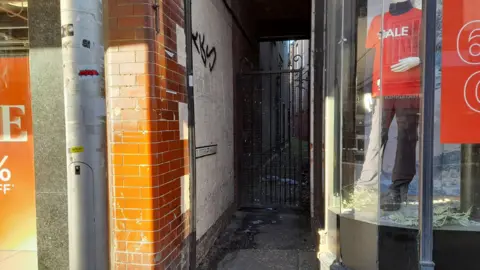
[28,0,70,269]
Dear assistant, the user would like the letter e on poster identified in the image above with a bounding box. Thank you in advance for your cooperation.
[441,0,480,143]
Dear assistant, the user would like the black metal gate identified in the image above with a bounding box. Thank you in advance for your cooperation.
[238,57,310,209]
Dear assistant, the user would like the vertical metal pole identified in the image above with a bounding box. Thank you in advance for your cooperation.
[288,68,293,204]
[298,67,303,206]
[269,73,273,204]
[279,77,283,204]
[60,0,108,269]
[252,77,255,203]
[309,0,315,218]
[184,0,197,268]
[418,0,436,268]
[260,75,265,204]
[312,0,326,227]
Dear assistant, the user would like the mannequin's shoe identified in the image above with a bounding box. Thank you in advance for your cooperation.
[380,183,409,211]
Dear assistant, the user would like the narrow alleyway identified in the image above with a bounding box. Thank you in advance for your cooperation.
[197,208,317,270]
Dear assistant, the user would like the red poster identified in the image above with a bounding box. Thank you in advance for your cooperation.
[441,0,480,143]
[0,56,37,268]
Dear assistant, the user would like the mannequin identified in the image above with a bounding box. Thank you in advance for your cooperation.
[363,0,421,111]
[355,0,422,211]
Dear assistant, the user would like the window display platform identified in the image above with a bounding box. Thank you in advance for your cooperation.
[341,195,480,229]
[332,211,480,270]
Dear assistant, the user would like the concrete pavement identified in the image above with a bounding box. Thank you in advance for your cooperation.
[198,208,317,270]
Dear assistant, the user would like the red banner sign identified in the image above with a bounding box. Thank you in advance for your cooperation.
[0,57,37,257]
[441,0,480,143]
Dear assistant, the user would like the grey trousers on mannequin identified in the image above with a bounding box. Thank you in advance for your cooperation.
[355,97,420,190]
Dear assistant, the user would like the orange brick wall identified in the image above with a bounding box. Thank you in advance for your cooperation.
[105,0,191,269]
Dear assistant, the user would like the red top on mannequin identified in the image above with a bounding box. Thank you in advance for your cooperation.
[366,0,422,97]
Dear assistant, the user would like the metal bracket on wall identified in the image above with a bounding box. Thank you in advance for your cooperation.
[195,144,218,159]
[152,0,160,34]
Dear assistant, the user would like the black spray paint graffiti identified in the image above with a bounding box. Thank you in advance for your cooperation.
[192,31,217,72]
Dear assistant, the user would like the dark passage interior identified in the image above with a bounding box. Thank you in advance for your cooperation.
[227,0,312,211]
[198,0,317,269]
[238,40,310,210]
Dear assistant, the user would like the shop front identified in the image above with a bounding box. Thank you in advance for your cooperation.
[320,0,480,269]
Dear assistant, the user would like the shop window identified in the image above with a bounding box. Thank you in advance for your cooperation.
[323,0,480,269]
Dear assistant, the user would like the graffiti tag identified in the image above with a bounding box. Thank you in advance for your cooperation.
[192,31,217,72]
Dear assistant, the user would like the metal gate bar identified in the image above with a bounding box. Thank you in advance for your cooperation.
[238,64,310,209]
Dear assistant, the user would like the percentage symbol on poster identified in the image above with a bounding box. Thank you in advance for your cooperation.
[0,156,13,195]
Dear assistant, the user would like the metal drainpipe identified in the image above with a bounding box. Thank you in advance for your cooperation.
[184,0,197,268]
[418,0,436,268]
[60,0,109,269]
